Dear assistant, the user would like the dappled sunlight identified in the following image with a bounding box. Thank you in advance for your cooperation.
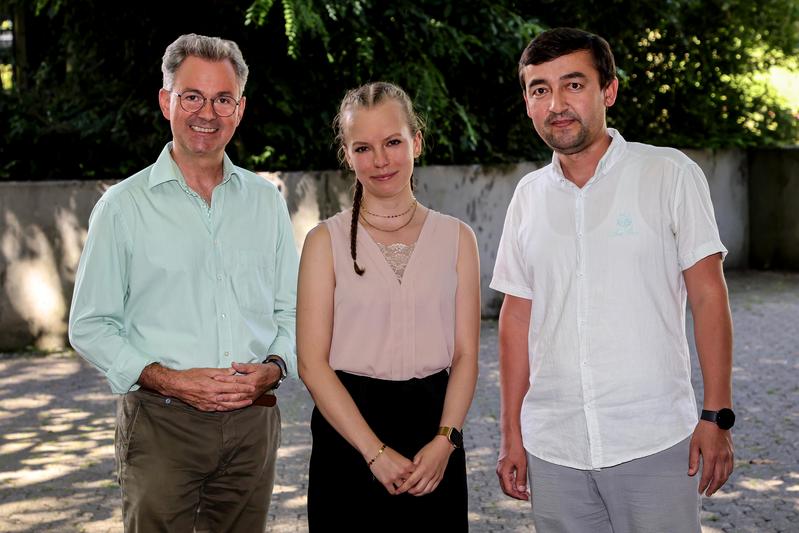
[0,441,35,455]
[0,497,76,531]
[0,372,69,391]
[272,483,303,495]
[466,446,498,461]
[289,176,321,252]
[54,205,86,283]
[278,494,307,509]
[738,477,784,492]
[280,420,313,429]
[0,463,79,487]
[40,407,93,421]
[73,392,116,402]
[0,355,119,531]
[72,478,118,490]
[0,197,88,352]
[258,171,286,194]
[33,438,99,456]
[77,421,115,433]
[0,273,796,531]
[0,395,54,412]
[494,498,530,511]
[1,212,67,350]
[705,489,741,501]
[1,432,37,440]
[276,443,310,459]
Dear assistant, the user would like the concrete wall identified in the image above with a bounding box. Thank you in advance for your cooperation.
[748,147,799,269]
[684,149,749,270]
[0,181,110,350]
[0,149,760,350]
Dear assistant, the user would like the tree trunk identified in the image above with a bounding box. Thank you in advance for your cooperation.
[12,4,27,90]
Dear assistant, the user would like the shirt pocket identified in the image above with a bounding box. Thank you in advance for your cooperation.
[232,249,275,315]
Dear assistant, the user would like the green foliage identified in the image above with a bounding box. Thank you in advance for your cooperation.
[533,0,799,147]
[239,0,547,170]
[0,0,254,180]
[0,0,797,181]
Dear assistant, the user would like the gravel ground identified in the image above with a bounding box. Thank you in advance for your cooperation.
[0,270,797,532]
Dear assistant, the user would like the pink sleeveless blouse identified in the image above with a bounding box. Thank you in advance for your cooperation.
[324,209,460,380]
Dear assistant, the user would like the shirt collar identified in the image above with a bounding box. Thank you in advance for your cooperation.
[550,128,627,188]
[148,142,239,189]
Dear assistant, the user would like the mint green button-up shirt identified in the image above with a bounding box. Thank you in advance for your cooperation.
[69,144,299,394]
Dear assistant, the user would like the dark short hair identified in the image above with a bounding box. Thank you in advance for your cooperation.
[518,27,616,90]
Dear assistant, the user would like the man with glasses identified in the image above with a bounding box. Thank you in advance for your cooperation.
[69,34,298,532]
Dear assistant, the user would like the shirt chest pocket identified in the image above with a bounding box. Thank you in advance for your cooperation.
[232,250,275,315]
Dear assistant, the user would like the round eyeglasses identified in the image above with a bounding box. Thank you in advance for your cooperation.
[171,91,241,117]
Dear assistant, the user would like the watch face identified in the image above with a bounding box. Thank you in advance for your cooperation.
[716,408,735,430]
[450,428,464,448]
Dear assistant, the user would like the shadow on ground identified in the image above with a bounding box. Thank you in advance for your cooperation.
[0,271,796,532]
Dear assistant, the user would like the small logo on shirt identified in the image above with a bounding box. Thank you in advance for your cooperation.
[613,213,636,236]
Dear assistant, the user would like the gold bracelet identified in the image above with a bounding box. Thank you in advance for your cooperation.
[367,443,387,467]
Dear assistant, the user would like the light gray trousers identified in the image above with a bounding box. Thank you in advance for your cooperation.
[527,437,701,533]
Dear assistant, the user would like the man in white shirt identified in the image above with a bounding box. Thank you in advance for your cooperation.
[491,27,734,532]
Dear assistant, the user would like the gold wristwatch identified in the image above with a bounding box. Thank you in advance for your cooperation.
[437,426,463,448]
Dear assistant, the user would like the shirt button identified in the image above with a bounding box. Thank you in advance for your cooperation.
[217,275,223,281]
[577,272,583,278]
[224,351,230,357]
[221,313,226,318]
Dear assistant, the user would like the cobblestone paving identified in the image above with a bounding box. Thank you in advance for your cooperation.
[0,271,796,532]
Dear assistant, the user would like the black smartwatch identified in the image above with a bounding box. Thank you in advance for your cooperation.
[264,355,288,390]
[437,426,464,449]
[700,408,735,430]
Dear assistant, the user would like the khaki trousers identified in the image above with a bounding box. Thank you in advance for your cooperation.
[116,389,280,533]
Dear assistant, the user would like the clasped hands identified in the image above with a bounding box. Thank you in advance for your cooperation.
[368,436,454,497]
[158,362,281,412]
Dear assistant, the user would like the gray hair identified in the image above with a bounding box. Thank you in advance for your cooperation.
[161,33,249,96]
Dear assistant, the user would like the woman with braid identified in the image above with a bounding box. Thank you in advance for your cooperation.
[297,81,479,530]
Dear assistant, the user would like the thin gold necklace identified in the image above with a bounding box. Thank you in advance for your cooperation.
[362,198,417,219]
[360,201,418,233]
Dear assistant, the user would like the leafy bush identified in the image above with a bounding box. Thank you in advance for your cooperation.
[0,0,797,181]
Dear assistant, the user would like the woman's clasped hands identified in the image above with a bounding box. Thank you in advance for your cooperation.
[368,438,454,496]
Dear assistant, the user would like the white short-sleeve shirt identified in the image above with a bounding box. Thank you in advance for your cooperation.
[490,130,727,470]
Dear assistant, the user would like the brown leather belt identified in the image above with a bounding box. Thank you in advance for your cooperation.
[252,392,277,407]
[139,387,276,407]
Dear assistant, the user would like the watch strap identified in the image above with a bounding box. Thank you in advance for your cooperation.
[264,355,287,389]
[437,426,463,448]
[700,408,735,430]
[700,409,718,423]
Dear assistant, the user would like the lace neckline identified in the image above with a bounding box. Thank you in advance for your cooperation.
[375,242,415,283]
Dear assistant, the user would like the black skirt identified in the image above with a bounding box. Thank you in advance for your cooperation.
[307,369,468,532]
